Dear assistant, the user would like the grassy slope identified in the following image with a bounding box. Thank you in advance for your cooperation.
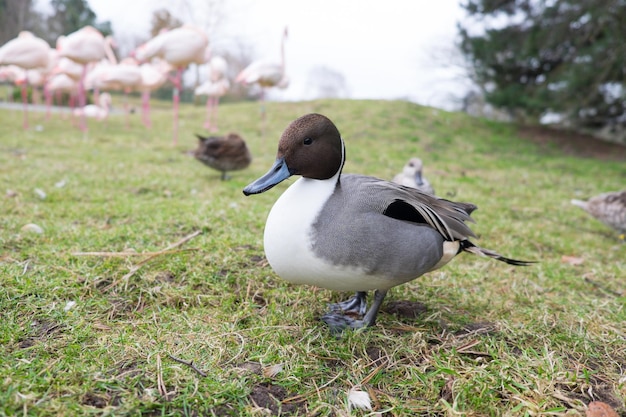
[1,98,624,416]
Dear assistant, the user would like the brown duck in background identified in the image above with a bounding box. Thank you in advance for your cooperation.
[194,133,252,180]
[571,190,626,240]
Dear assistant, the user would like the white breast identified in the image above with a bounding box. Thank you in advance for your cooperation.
[263,174,393,291]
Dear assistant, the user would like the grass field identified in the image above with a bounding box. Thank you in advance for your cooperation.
[1,97,625,416]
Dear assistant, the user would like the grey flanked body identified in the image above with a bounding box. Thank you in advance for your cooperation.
[194,133,252,180]
[571,190,626,239]
[312,176,444,281]
[243,113,532,331]
[392,157,435,195]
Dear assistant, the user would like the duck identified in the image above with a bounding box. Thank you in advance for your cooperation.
[193,133,252,180]
[243,113,533,331]
[571,190,626,240]
[392,157,435,194]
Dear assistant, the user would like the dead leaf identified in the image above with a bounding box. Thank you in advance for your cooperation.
[586,401,619,417]
[561,255,584,266]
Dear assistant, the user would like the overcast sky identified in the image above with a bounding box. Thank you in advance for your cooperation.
[39,0,473,110]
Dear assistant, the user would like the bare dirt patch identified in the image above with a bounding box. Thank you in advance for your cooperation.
[17,319,63,349]
[517,125,626,162]
[248,383,301,416]
[383,300,428,319]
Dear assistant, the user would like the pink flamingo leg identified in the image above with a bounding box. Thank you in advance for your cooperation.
[172,67,182,145]
[20,83,29,129]
[203,96,213,130]
[44,86,52,120]
[77,66,88,132]
[70,94,77,126]
[141,90,151,128]
[210,96,220,132]
[123,88,130,128]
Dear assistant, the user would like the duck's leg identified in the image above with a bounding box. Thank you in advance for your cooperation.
[323,290,392,332]
[361,289,388,327]
[328,291,367,315]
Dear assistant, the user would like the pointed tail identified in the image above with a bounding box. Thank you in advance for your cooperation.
[461,241,535,266]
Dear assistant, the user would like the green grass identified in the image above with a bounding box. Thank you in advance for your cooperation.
[1,97,625,416]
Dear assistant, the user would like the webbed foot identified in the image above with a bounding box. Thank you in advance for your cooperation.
[327,291,367,315]
[321,290,389,333]
[321,312,366,334]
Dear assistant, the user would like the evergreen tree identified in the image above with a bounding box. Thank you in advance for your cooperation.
[458,0,626,132]
[47,0,112,39]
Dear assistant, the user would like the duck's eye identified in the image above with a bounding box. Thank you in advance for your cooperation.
[303,137,313,145]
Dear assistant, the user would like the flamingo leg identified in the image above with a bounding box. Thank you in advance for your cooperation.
[44,86,52,120]
[260,88,268,137]
[70,94,77,126]
[20,83,29,130]
[203,96,212,130]
[77,66,88,132]
[172,67,182,145]
[210,96,220,132]
[141,90,151,128]
[124,88,130,128]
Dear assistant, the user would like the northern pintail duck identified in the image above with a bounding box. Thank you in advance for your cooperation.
[243,114,532,330]
[194,133,252,180]
[571,190,626,240]
[392,157,435,195]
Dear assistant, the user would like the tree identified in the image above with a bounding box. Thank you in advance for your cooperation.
[0,0,47,44]
[149,9,183,37]
[458,0,626,133]
[47,0,112,40]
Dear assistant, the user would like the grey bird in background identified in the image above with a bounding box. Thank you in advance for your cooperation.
[393,157,435,195]
[571,190,626,240]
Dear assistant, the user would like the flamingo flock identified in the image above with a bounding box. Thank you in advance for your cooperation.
[0,24,290,142]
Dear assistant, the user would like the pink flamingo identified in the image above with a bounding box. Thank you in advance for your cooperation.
[135,25,209,144]
[194,56,229,132]
[56,26,116,132]
[87,57,142,127]
[0,31,51,129]
[236,27,289,121]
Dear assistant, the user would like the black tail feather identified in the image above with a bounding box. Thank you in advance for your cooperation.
[461,240,536,266]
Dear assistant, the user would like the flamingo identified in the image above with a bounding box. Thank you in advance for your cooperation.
[135,25,209,144]
[0,31,51,129]
[87,57,142,127]
[57,26,116,132]
[236,27,289,121]
[194,56,229,132]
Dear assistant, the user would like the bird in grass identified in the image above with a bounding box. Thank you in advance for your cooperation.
[392,157,435,195]
[243,113,533,331]
[194,133,252,180]
[571,190,626,240]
